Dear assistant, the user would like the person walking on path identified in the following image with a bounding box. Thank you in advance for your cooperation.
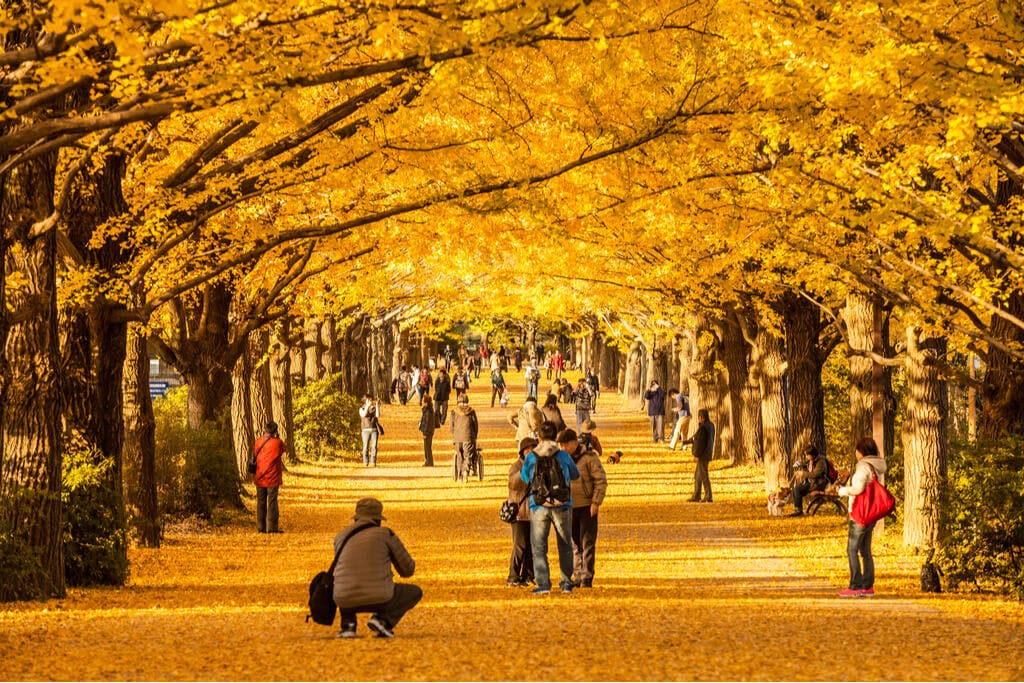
[358,395,381,467]
[433,369,452,425]
[450,394,480,482]
[524,362,540,402]
[254,421,288,533]
[490,367,507,407]
[520,421,580,595]
[552,350,565,380]
[541,392,567,433]
[837,436,888,597]
[452,366,470,399]
[557,429,607,588]
[666,389,692,451]
[506,437,538,587]
[333,498,422,639]
[572,378,593,433]
[396,367,411,406]
[642,380,666,443]
[418,395,437,467]
[586,368,600,413]
[682,408,715,502]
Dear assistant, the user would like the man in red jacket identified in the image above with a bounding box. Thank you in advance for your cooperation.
[254,421,288,533]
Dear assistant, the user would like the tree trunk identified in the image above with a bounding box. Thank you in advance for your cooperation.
[599,339,618,391]
[1,150,64,600]
[720,315,752,465]
[902,326,948,550]
[691,316,725,458]
[270,323,294,456]
[60,149,132,586]
[304,319,324,383]
[979,291,1024,438]
[846,291,875,450]
[758,327,789,492]
[231,336,255,481]
[320,318,336,376]
[123,324,159,547]
[783,293,828,460]
[624,340,644,401]
[250,328,273,432]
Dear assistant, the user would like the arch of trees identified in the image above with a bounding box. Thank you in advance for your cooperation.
[2,0,1022,599]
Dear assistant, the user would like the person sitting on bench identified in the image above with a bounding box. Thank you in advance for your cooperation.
[790,445,829,517]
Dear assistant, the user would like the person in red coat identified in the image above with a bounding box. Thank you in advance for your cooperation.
[254,421,288,533]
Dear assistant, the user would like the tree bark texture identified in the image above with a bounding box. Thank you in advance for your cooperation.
[231,336,254,481]
[122,324,159,547]
[783,293,828,461]
[979,291,1024,439]
[846,291,876,451]
[901,327,948,550]
[270,323,294,455]
[691,316,725,458]
[249,328,273,432]
[757,326,789,492]
[303,318,324,383]
[60,150,131,585]
[720,315,752,465]
[1,150,64,600]
[624,340,644,401]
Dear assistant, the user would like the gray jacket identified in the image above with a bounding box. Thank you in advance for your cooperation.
[332,522,415,608]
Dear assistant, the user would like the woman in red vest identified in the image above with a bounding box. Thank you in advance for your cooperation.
[254,421,288,533]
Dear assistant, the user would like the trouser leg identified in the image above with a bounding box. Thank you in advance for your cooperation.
[793,480,811,512]
[256,486,268,532]
[376,584,423,628]
[530,508,552,590]
[551,508,575,587]
[571,506,584,580]
[368,429,378,465]
[266,486,279,532]
[361,429,372,465]
[577,506,598,581]
[423,435,433,466]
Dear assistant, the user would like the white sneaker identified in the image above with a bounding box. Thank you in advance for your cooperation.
[337,626,357,639]
[367,615,394,638]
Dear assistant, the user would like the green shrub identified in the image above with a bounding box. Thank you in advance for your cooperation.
[62,445,129,586]
[0,510,46,601]
[153,387,239,520]
[293,373,361,460]
[937,437,1024,599]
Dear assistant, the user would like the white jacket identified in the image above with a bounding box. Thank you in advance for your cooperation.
[837,455,888,517]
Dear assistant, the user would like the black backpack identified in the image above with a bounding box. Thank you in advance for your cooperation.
[531,454,570,507]
[306,524,374,626]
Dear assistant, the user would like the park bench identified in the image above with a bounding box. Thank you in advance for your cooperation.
[803,467,851,516]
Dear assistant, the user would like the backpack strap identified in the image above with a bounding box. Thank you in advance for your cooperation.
[327,523,376,574]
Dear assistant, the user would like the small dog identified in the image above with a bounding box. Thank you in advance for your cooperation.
[606,450,623,464]
[768,488,791,516]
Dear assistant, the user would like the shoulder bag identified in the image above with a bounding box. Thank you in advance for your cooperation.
[306,524,375,626]
[499,493,530,523]
[850,463,896,527]
[247,437,273,475]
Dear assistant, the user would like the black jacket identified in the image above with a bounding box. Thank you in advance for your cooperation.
[434,376,451,402]
[691,420,716,462]
[419,405,436,436]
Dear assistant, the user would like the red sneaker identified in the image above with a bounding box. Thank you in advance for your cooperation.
[859,587,875,597]
[838,588,861,597]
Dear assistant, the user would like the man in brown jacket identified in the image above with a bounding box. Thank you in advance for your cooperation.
[332,498,421,639]
[557,429,607,588]
[450,394,480,481]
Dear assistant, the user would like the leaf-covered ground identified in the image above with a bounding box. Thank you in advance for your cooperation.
[2,374,1022,681]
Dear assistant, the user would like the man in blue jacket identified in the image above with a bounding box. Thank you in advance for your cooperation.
[520,420,580,594]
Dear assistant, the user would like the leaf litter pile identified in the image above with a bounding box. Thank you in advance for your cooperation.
[2,379,1022,681]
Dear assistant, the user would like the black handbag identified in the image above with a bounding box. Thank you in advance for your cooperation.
[306,524,375,625]
[499,493,530,524]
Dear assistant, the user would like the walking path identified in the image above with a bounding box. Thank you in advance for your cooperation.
[2,371,1022,680]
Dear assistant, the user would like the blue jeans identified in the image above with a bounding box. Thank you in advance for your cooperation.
[530,506,574,590]
[526,381,538,401]
[361,428,378,466]
[847,519,876,589]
